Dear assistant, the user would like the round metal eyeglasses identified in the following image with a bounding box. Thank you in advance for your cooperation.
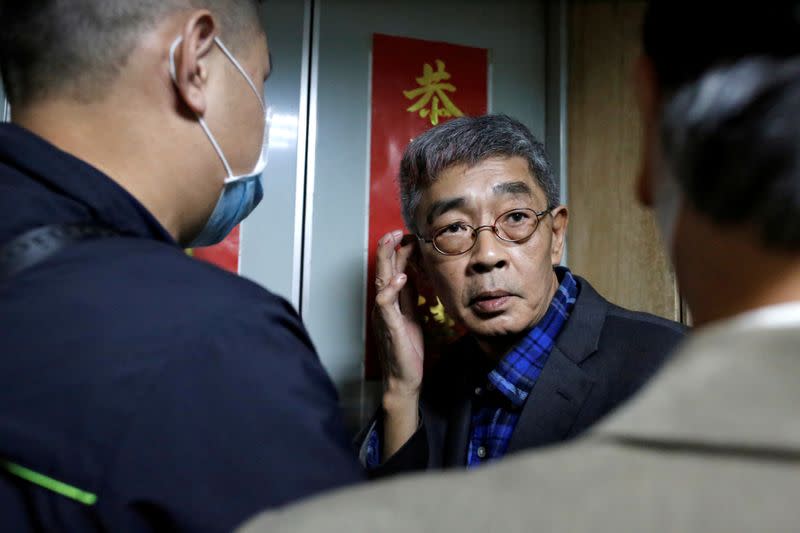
[419,208,551,256]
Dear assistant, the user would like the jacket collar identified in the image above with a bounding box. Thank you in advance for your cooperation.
[0,123,175,244]
[553,271,608,365]
[506,272,606,452]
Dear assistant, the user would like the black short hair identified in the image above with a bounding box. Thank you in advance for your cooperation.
[643,1,800,93]
[399,114,557,234]
[0,0,263,107]
[662,57,800,250]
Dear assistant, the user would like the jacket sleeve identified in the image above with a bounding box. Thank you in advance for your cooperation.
[354,409,430,479]
[103,298,365,532]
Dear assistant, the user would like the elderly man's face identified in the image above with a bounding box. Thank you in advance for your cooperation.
[416,156,568,343]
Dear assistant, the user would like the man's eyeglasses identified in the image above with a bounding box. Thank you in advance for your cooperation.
[419,207,552,256]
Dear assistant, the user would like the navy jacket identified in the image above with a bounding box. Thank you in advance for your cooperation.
[0,124,364,532]
[360,274,686,476]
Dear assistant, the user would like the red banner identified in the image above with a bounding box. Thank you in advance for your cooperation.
[366,34,488,379]
[190,226,239,274]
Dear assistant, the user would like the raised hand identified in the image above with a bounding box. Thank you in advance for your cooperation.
[373,230,425,460]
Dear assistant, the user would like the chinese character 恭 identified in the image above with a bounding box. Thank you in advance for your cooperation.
[403,59,464,126]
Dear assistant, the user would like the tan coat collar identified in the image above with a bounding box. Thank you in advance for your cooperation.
[597,307,800,453]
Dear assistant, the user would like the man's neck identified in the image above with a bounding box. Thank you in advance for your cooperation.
[678,211,800,327]
[13,98,211,243]
[476,329,528,362]
[689,263,800,328]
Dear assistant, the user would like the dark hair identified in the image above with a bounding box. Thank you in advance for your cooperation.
[643,1,800,93]
[0,0,263,107]
[399,114,557,234]
[662,57,800,250]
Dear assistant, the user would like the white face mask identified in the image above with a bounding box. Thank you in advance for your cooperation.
[169,36,271,247]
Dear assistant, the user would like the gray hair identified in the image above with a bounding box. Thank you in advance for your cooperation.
[0,0,263,107]
[399,114,558,234]
[662,56,800,249]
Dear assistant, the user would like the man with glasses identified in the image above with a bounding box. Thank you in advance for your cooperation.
[358,114,685,475]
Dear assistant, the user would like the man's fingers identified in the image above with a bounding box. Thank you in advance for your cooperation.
[375,230,404,290]
[387,230,404,274]
[398,275,416,316]
[374,273,408,327]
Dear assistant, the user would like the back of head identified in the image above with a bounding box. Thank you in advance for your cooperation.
[643,1,800,93]
[0,0,263,108]
[662,57,800,250]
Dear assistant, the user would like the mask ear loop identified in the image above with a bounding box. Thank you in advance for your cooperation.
[254,99,272,167]
[213,37,266,110]
[197,117,234,178]
[214,36,270,183]
[169,36,235,179]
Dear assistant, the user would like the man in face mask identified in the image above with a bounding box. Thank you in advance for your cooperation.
[0,1,363,531]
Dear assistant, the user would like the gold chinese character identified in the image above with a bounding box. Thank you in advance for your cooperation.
[403,59,464,126]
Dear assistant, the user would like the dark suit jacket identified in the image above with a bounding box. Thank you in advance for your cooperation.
[359,274,686,476]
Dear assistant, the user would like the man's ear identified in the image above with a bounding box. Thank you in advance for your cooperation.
[171,11,218,116]
[634,54,662,208]
[549,205,569,266]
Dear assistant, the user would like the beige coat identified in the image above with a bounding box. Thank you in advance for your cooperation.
[239,305,800,533]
